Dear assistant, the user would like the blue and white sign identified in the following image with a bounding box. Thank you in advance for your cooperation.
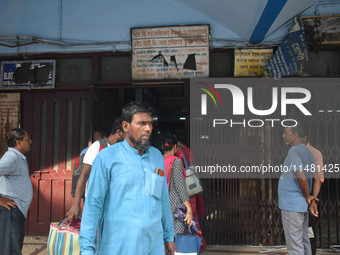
[265,19,310,79]
[1,60,56,89]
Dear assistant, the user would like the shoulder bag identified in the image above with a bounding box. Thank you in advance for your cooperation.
[178,146,203,197]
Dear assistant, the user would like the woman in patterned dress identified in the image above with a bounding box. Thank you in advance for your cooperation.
[175,129,207,252]
[162,135,193,234]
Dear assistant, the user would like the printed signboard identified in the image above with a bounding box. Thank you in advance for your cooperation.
[234,49,273,76]
[1,60,56,89]
[131,25,210,80]
[265,19,310,79]
[0,93,20,135]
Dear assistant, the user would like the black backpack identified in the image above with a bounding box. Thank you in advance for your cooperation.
[71,138,109,198]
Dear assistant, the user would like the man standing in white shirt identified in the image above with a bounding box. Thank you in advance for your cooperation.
[66,118,125,220]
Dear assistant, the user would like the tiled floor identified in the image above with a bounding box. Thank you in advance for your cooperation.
[22,236,338,255]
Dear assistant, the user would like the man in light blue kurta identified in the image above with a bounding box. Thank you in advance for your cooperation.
[79,102,177,255]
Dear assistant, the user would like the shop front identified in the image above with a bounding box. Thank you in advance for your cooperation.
[1,49,340,249]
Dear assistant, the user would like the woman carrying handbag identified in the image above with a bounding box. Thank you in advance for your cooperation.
[162,135,193,234]
[175,129,207,252]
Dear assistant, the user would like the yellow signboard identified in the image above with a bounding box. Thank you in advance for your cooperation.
[234,49,273,76]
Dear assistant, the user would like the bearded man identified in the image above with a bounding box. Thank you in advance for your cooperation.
[79,102,177,255]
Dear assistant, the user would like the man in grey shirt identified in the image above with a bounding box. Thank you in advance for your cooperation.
[0,128,33,255]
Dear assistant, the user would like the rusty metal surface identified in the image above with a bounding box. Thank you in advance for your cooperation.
[21,90,90,235]
[197,78,340,248]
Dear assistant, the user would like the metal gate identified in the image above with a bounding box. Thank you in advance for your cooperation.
[196,78,340,248]
[21,90,91,235]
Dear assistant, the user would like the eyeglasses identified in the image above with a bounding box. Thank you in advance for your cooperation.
[21,139,32,143]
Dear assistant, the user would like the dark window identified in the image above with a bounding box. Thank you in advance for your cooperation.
[100,56,132,81]
[56,58,92,82]
[210,51,233,77]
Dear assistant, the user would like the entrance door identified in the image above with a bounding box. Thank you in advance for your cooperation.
[93,85,188,145]
[21,90,91,235]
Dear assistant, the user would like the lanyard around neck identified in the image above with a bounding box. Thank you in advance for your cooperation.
[105,138,111,145]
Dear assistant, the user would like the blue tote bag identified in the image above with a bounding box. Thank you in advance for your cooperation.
[175,233,202,254]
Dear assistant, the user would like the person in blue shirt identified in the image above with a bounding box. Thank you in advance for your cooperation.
[79,102,177,255]
[278,123,319,255]
[0,128,33,255]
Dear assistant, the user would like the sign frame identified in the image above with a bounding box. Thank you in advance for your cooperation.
[131,24,210,80]
[234,49,273,77]
[1,60,56,89]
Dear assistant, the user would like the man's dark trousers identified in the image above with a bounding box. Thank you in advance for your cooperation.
[0,205,26,255]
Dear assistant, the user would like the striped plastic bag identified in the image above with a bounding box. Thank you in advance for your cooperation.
[47,219,81,255]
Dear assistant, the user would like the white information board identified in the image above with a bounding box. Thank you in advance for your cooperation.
[131,25,210,80]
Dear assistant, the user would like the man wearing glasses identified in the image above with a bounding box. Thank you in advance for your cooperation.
[0,128,33,255]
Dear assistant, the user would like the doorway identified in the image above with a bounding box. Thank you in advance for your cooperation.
[93,84,188,150]
[21,89,91,235]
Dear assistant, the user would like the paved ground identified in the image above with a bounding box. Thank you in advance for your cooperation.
[22,236,48,255]
[22,236,339,255]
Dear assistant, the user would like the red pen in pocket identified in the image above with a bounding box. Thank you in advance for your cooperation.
[155,168,165,177]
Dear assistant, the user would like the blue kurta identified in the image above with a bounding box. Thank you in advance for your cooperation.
[79,139,175,255]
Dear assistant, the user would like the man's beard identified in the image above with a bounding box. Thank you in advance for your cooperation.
[129,135,150,152]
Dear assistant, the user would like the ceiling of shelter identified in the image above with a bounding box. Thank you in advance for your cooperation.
[0,0,340,54]
[172,0,339,44]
